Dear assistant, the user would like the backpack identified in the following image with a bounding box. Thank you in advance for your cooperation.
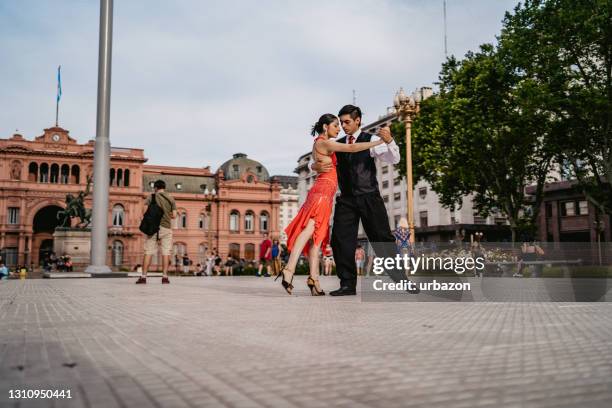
[139,193,168,236]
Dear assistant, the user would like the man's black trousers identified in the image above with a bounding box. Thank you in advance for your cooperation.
[331,192,407,289]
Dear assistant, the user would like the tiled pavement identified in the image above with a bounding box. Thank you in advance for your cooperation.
[0,276,611,408]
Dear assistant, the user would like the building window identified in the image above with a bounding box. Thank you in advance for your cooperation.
[383,195,389,203]
[178,211,187,229]
[50,164,59,183]
[394,178,400,186]
[245,211,254,232]
[4,247,18,267]
[419,211,428,227]
[474,215,486,224]
[382,180,389,189]
[173,243,186,257]
[109,168,115,186]
[229,243,240,259]
[8,207,19,224]
[71,165,80,184]
[561,201,576,216]
[116,169,123,187]
[28,162,38,182]
[124,169,130,187]
[382,166,389,174]
[578,200,588,215]
[232,164,239,172]
[229,211,239,232]
[419,187,427,199]
[245,243,255,260]
[260,212,269,232]
[112,240,124,266]
[60,164,70,184]
[199,213,205,229]
[112,205,124,227]
[394,192,401,201]
[39,163,49,182]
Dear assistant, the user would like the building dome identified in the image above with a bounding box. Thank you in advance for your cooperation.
[218,153,270,182]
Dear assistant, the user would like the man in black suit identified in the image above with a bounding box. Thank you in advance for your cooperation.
[313,105,416,296]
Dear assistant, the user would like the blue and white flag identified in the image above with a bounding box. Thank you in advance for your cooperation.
[56,66,62,102]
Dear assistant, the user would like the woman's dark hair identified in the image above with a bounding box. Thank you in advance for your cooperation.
[310,113,337,136]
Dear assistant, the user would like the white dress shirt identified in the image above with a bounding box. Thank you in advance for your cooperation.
[347,129,401,164]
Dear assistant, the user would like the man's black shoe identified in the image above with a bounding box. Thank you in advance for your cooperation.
[329,286,356,296]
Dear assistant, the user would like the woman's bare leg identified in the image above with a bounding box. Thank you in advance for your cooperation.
[308,242,322,291]
[283,219,315,281]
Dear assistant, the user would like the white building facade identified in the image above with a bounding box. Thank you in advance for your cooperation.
[272,175,299,244]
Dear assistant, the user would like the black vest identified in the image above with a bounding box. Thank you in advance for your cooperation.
[336,132,380,196]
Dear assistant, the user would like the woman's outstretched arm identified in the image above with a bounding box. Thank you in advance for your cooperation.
[319,138,383,153]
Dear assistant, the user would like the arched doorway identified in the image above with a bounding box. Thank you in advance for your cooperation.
[32,205,62,266]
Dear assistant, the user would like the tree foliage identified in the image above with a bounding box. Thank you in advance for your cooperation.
[501,0,612,214]
[395,45,555,242]
[395,0,611,242]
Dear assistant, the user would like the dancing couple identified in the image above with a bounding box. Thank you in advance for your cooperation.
[279,105,416,296]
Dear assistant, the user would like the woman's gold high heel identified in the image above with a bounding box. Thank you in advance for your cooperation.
[307,276,325,296]
[275,268,294,295]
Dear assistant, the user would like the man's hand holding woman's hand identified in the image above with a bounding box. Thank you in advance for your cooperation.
[378,126,394,144]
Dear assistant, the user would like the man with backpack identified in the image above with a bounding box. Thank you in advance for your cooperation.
[136,180,177,284]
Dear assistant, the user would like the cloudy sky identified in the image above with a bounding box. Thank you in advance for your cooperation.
[0,0,518,175]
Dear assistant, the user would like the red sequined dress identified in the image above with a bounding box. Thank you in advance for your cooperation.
[285,136,338,256]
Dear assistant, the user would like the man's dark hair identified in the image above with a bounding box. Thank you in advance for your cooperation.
[154,179,166,190]
[338,105,362,120]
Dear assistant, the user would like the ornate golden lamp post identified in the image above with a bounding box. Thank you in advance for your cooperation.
[394,87,420,244]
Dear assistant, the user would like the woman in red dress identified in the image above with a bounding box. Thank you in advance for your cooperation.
[278,114,384,295]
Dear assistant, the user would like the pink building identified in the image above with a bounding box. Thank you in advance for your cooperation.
[0,126,280,270]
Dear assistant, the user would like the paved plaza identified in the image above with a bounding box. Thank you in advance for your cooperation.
[1,276,612,408]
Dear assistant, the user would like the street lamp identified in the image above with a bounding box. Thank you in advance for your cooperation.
[394,87,420,244]
[203,188,217,252]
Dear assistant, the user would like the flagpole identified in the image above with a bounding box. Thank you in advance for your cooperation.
[85,0,113,275]
[55,65,61,126]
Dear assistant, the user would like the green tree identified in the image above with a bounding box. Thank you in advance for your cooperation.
[395,44,556,243]
[500,0,612,215]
